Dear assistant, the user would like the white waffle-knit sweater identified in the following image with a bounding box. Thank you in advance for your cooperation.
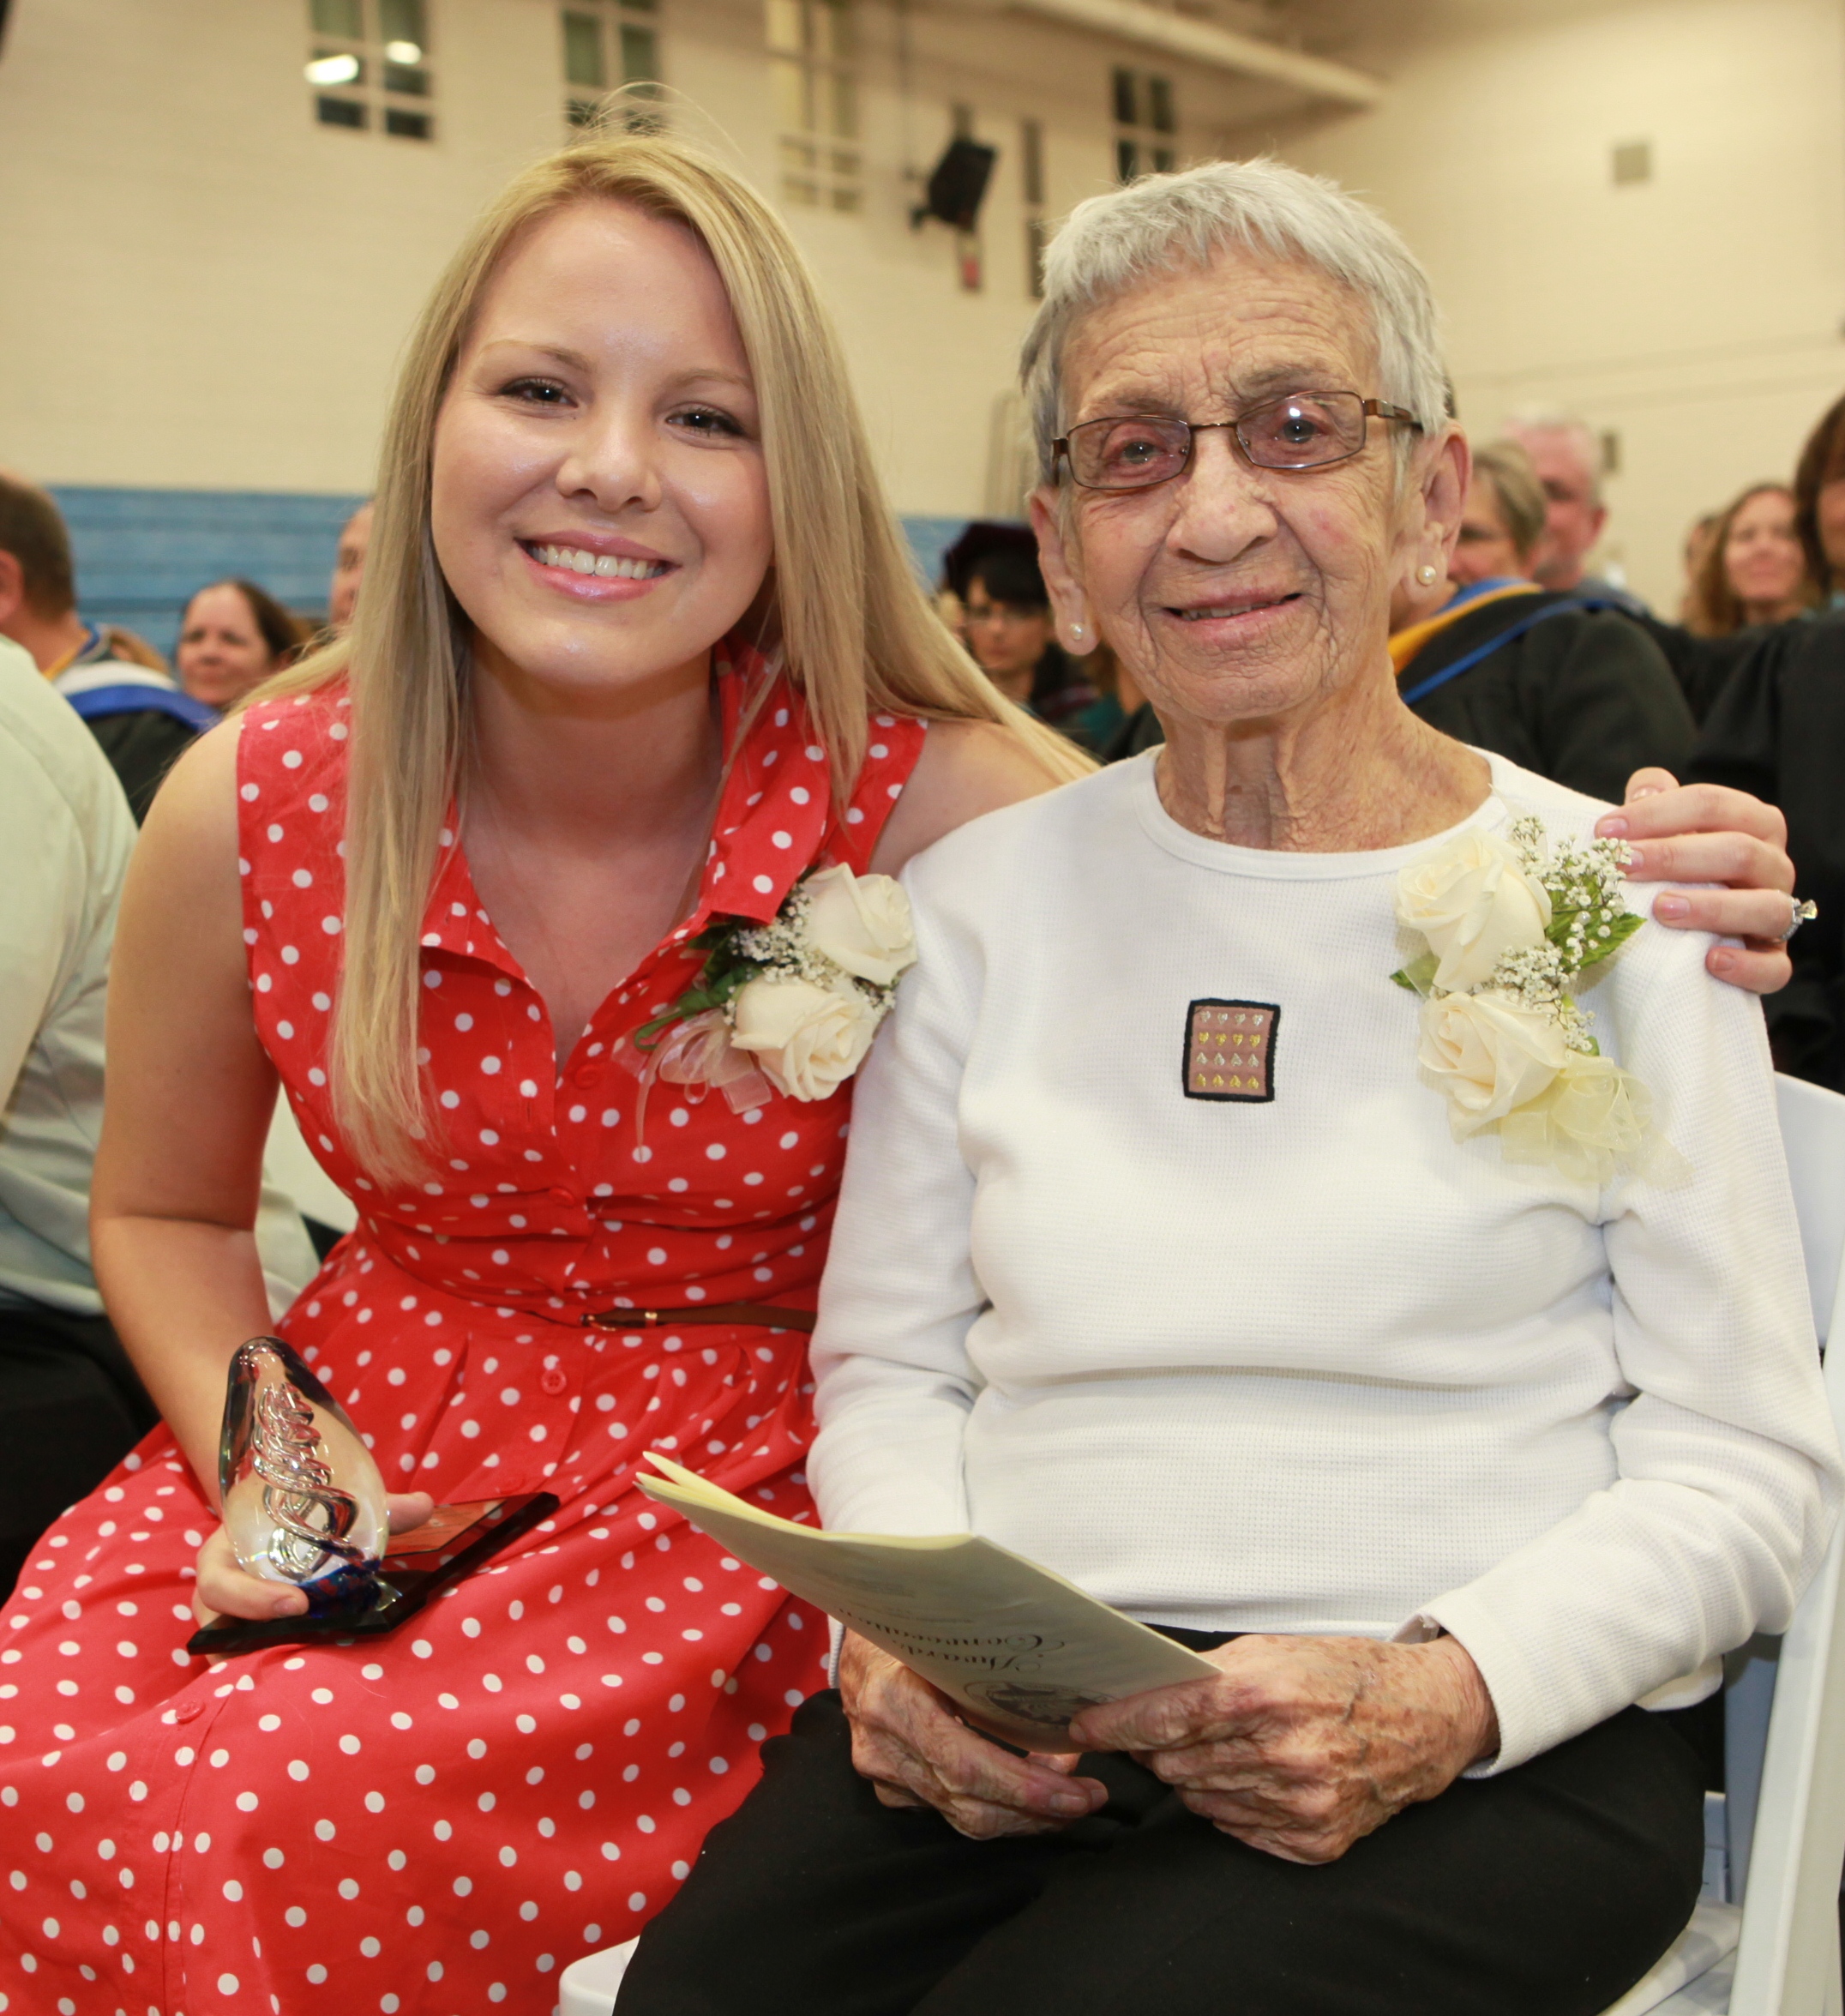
[808,750,1843,1773]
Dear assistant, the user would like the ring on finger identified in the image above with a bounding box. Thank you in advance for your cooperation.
[1781,897,1819,944]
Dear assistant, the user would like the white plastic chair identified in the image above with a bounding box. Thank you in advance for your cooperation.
[559,1074,1845,2016]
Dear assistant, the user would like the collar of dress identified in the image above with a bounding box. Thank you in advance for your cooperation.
[409,635,833,991]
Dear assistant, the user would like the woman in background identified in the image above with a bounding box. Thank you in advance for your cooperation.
[1793,390,1845,609]
[1446,437,1545,587]
[174,575,308,711]
[1691,412,1845,1091]
[946,521,1105,747]
[1689,484,1816,639]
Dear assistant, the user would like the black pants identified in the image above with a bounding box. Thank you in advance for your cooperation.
[0,1301,159,1601]
[621,1685,1708,2016]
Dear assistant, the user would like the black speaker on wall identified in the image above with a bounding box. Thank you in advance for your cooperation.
[912,137,998,232]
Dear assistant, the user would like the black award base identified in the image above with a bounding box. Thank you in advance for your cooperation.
[186,1493,560,1657]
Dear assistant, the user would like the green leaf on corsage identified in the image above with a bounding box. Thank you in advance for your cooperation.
[1391,951,1441,996]
[1578,912,1645,967]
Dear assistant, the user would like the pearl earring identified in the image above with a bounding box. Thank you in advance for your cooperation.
[1071,623,1085,640]
[1417,564,1438,584]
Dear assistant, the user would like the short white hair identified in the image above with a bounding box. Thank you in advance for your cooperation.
[1503,408,1603,505]
[1020,158,1447,485]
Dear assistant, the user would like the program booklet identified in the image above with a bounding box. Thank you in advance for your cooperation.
[637,1453,1216,1748]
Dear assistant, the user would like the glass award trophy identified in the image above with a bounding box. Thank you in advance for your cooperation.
[187,1336,556,1656]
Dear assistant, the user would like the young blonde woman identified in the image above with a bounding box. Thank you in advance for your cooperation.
[0,128,1804,2013]
[0,132,1075,2013]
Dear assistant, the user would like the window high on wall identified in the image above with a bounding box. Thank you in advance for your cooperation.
[306,0,434,140]
[1111,67,1173,183]
[767,0,861,213]
[562,1,662,131]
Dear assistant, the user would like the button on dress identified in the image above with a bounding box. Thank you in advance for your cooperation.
[0,642,927,2014]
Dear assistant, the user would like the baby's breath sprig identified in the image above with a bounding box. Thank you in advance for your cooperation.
[1508,816,1642,981]
[1484,817,1640,1054]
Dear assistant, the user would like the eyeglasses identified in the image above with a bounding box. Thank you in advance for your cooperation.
[1054,391,1422,492]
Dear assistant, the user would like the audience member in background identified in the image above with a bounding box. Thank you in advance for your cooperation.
[1493,415,1758,723]
[1677,511,1722,629]
[0,636,314,1601]
[1447,437,1544,587]
[328,497,373,631]
[174,577,307,711]
[945,521,1103,747]
[1692,608,1845,1093]
[1793,390,1845,610]
[1689,484,1816,638]
[1673,397,1845,728]
[0,472,215,820]
[1385,529,1695,802]
[1501,410,1631,600]
[1685,394,1845,1091]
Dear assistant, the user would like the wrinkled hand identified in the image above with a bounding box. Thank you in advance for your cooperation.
[1601,772,1795,994]
[191,1492,435,1625]
[1068,1634,1497,1866]
[838,1631,1109,1840]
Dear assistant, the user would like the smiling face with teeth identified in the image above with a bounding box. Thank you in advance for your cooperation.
[429,197,774,707]
[1033,244,1460,738]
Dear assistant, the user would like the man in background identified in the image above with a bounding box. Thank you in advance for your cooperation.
[1503,411,1626,597]
[1502,412,1748,717]
[0,472,214,820]
[328,497,373,631]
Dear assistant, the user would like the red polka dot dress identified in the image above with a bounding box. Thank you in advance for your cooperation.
[0,641,927,2015]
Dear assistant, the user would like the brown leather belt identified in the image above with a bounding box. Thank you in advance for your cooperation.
[580,1302,817,1334]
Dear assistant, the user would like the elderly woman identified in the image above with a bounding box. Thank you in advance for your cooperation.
[619,162,1841,2015]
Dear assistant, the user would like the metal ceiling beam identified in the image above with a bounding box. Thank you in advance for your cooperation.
[997,0,1384,106]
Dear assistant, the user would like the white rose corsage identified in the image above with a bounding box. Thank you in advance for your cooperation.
[626,865,916,1131]
[1391,817,1680,1185]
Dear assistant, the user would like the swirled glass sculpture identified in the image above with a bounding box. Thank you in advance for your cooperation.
[219,1336,389,1592]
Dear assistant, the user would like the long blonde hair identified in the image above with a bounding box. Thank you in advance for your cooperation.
[261,125,1085,1182]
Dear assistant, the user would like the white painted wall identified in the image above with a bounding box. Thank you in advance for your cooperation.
[1239,0,1845,611]
[0,0,1252,519]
